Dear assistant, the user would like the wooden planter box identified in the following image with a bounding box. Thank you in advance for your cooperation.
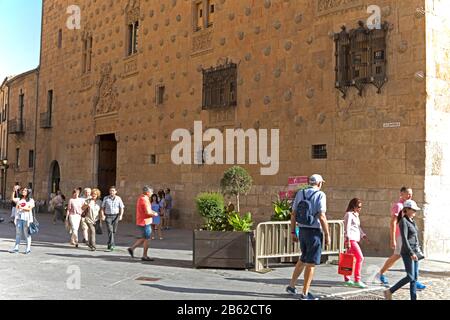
[193,230,254,269]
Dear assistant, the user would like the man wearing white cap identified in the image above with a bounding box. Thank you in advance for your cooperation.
[286,174,331,300]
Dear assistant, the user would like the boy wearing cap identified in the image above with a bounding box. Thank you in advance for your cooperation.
[286,174,330,300]
[384,200,423,300]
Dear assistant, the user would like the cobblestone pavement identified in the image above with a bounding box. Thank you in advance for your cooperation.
[339,273,450,300]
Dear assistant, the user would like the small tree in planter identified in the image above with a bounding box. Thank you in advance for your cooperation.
[193,190,254,269]
[220,166,253,212]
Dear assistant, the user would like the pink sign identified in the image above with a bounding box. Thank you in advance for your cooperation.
[278,191,288,200]
[279,190,297,200]
[288,176,308,186]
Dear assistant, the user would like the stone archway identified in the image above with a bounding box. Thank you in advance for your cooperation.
[49,160,61,195]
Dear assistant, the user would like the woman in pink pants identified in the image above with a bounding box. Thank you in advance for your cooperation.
[343,198,369,288]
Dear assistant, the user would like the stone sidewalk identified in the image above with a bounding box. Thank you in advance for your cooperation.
[0,210,449,300]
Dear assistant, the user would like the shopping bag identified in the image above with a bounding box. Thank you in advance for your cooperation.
[338,252,355,276]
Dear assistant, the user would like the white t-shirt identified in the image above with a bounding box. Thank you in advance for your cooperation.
[15,198,35,222]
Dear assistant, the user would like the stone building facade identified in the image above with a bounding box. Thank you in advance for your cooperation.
[0,77,10,198]
[5,0,450,259]
[4,69,39,195]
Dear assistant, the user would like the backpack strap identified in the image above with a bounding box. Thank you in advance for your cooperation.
[307,190,319,201]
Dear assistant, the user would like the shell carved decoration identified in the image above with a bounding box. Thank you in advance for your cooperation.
[93,63,120,115]
[125,0,140,24]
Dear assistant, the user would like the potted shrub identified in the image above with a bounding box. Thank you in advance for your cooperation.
[193,167,255,269]
[271,197,292,221]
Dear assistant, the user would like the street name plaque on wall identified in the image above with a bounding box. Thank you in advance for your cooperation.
[316,0,364,16]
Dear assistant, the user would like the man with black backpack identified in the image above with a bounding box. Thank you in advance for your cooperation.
[286,174,331,300]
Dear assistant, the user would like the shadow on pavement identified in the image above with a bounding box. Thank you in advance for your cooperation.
[45,252,193,269]
[140,283,294,299]
[224,277,350,288]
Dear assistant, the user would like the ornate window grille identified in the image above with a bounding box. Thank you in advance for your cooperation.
[334,26,351,98]
[334,21,388,98]
[370,22,389,93]
[202,61,237,109]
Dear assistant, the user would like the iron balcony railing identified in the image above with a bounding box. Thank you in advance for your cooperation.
[40,111,52,128]
[8,119,25,134]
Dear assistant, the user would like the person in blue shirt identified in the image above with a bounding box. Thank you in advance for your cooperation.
[150,193,163,240]
[286,174,331,300]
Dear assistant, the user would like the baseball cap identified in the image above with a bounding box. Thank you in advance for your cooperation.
[143,185,153,193]
[403,200,421,211]
[309,174,325,185]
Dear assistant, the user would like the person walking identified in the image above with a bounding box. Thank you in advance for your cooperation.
[81,188,102,251]
[9,187,35,254]
[51,191,65,224]
[79,188,92,244]
[127,186,159,261]
[286,174,330,300]
[164,188,173,230]
[384,200,424,300]
[150,193,163,240]
[100,186,125,251]
[66,189,83,248]
[376,187,426,290]
[158,189,167,230]
[343,198,369,288]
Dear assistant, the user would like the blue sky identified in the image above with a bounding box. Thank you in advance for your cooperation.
[0,0,42,82]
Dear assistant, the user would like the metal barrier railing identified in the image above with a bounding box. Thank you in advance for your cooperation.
[255,220,345,272]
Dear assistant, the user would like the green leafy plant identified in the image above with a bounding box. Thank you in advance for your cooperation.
[271,197,292,221]
[227,212,253,232]
[195,192,228,231]
[220,166,253,212]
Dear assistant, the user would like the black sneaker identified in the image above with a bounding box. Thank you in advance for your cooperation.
[286,286,298,295]
[127,248,134,258]
[300,293,319,301]
[141,256,154,261]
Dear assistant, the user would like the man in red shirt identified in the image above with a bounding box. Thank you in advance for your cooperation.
[127,186,158,261]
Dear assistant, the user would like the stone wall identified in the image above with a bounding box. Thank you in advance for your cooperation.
[424,0,450,261]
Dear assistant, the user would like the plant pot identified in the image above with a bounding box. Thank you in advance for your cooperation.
[193,230,254,269]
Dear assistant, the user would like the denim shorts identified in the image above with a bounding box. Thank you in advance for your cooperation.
[137,225,152,240]
[299,227,323,265]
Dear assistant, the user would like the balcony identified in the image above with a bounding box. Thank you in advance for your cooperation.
[40,111,52,128]
[8,119,25,134]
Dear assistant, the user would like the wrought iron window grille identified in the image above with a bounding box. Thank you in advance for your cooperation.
[202,60,237,109]
[334,21,389,98]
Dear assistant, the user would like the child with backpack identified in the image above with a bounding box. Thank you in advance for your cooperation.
[343,198,368,288]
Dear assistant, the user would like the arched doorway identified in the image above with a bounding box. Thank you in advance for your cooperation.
[49,160,60,194]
